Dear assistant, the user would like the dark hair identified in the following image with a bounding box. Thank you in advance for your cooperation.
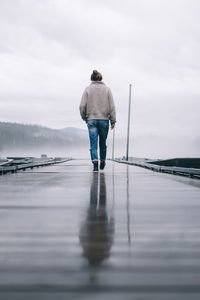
[91,70,103,81]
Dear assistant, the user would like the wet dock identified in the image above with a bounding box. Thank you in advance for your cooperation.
[0,160,200,300]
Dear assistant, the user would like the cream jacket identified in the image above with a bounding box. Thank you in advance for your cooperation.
[79,81,116,125]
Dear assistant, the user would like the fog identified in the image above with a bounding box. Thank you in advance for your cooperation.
[0,0,199,158]
[1,134,199,160]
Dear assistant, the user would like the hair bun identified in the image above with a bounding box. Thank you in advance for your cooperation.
[91,69,103,81]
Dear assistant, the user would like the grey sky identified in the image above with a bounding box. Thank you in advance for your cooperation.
[0,0,199,157]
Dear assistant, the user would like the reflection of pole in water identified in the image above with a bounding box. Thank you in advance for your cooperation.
[126,165,131,244]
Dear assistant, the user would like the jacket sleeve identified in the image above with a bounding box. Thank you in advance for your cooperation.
[108,88,116,125]
[79,89,87,121]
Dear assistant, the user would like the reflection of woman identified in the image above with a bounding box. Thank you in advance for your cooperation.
[79,70,116,172]
[79,173,114,265]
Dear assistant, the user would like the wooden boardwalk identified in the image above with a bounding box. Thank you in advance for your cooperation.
[0,160,200,300]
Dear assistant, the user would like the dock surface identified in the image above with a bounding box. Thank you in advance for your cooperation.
[0,160,200,300]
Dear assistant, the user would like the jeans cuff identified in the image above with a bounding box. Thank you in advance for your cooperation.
[92,160,98,163]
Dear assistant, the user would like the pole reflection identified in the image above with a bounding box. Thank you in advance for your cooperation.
[126,165,131,244]
[79,173,114,266]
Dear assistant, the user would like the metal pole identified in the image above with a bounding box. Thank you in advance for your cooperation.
[126,84,132,161]
[112,127,115,160]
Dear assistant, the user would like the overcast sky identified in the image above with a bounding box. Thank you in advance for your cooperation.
[0,0,199,157]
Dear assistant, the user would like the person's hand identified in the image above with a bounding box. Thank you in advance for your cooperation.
[111,124,115,130]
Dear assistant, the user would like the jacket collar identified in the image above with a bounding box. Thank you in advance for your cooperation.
[91,81,104,85]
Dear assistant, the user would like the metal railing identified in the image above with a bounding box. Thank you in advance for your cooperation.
[114,158,200,179]
[0,158,71,175]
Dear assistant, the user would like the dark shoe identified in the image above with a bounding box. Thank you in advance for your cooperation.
[93,161,98,172]
[100,160,106,170]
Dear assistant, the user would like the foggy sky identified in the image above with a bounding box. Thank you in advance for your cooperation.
[0,0,199,157]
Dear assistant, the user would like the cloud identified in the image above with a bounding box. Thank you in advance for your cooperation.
[0,0,199,157]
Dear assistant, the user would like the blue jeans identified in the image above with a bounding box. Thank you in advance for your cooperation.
[87,120,109,162]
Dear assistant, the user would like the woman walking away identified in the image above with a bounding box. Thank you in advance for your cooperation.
[80,70,116,172]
